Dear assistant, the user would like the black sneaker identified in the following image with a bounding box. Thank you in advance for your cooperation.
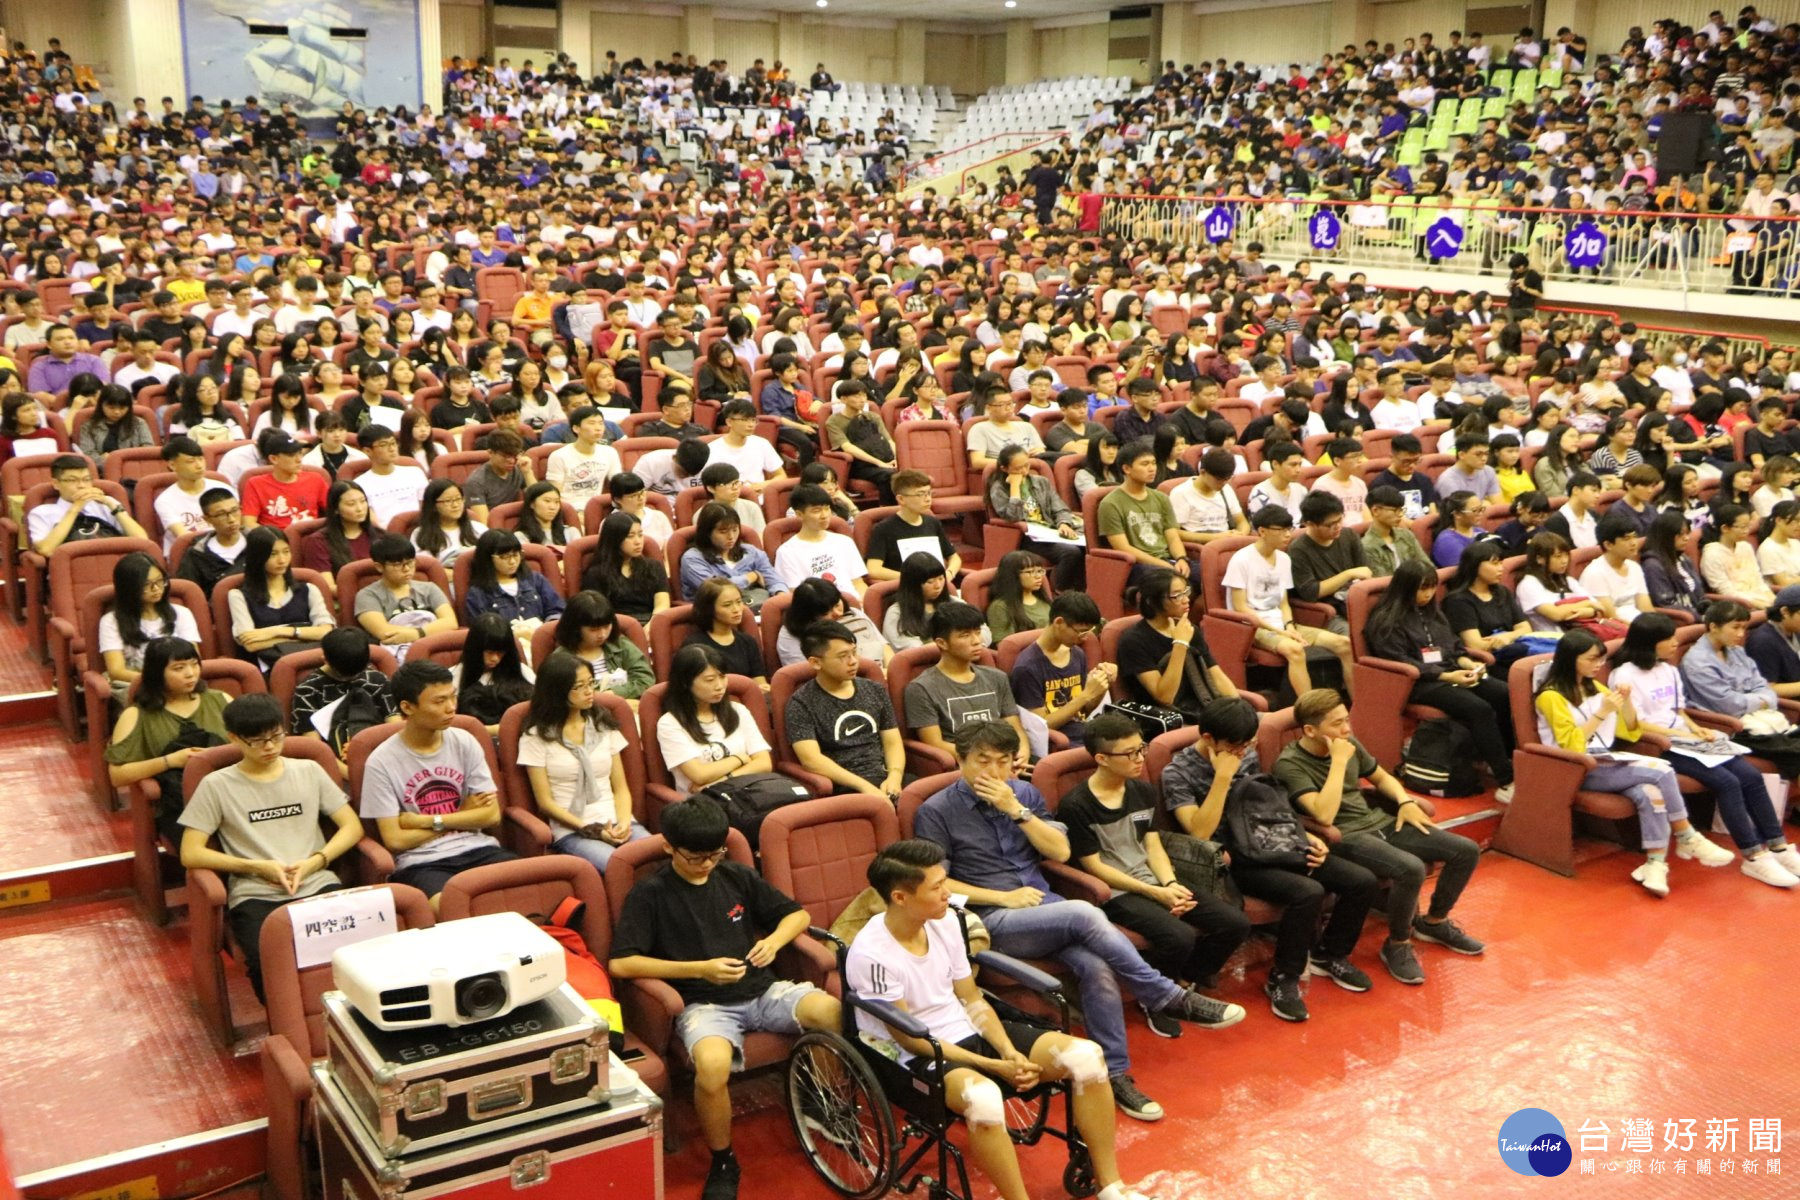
[1265,974,1309,1022]
[1379,940,1426,985]
[703,1155,741,1200]
[1110,1074,1164,1122]
[1139,1001,1183,1038]
[1413,916,1486,955]
[1305,954,1373,992]
[1165,987,1247,1029]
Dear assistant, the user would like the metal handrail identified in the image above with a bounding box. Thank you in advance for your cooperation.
[1099,193,1800,300]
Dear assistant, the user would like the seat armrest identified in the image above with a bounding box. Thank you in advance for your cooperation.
[502,806,553,855]
[1040,859,1109,905]
[905,739,956,777]
[775,761,834,798]
[345,837,394,885]
[1520,744,1598,770]
[971,950,1062,993]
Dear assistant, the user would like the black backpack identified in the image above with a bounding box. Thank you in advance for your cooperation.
[1398,719,1483,797]
[329,691,388,760]
[1221,772,1310,870]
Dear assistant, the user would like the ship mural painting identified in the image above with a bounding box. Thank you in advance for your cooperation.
[184,0,423,117]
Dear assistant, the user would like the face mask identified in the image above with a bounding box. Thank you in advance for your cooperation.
[1674,353,1688,366]
[548,355,567,369]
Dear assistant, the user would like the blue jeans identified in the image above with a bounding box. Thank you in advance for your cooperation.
[1583,759,1686,851]
[1664,753,1785,850]
[976,895,1181,1078]
[551,822,651,871]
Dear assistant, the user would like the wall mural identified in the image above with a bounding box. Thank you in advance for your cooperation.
[181,0,422,117]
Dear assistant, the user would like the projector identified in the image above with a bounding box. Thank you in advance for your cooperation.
[333,912,567,1030]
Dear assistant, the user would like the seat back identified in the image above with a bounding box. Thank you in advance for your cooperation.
[1199,535,1255,613]
[50,537,162,632]
[438,855,614,959]
[407,628,470,668]
[895,421,972,497]
[767,658,887,768]
[897,771,964,837]
[260,883,436,1057]
[1029,747,1096,813]
[430,451,489,485]
[1509,653,1557,750]
[81,578,217,666]
[759,796,902,930]
[209,567,330,661]
[1252,705,1306,770]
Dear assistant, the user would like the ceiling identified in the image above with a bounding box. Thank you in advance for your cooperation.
[692,0,1133,22]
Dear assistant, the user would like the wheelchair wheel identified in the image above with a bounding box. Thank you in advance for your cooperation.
[1005,1091,1050,1144]
[1063,1149,1098,1198]
[785,1030,896,1200]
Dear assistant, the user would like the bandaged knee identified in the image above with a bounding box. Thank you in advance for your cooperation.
[963,1076,1005,1127]
[1051,1039,1107,1088]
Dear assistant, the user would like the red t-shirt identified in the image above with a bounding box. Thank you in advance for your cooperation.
[242,471,329,529]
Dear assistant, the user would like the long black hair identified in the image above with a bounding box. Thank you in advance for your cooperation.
[693,501,745,566]
[1537,628,1606,705]
[1445,539,1506,595]
[112,551,178,650]
[1363,558,1439,650]
[321,481,371,573]
[515,482,570,546]
[240,525,293,606]
[1083,431,1123,486]
[988,549,1048,637]
[414,478,479,557]
[784,578,844,638]
[135,636,204,712]
[556,590,623,655]
[892,552,948,640]
[468,528,532,592]
[525,650,617,742]
[1609,611,1680,671]
[458,612,534,709]
[665,642,739,742]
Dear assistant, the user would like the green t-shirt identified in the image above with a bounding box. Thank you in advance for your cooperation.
[1271,736,1387,836]
[1097,486,1177,561]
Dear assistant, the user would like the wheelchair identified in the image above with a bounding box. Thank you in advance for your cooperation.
[784,920,1098,1200]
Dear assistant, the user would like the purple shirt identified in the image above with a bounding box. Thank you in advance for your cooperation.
[26,352,109,396]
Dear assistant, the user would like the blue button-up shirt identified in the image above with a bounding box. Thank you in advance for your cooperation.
[914,778,1063,901]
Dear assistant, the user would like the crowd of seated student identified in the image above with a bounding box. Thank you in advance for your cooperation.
[15,26,1800,1195]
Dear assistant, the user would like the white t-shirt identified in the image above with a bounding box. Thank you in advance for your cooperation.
[1222,544,1292,629]
[1247,478,1307,519]
[705,435,783,484]
[1170,479,1240,533]
[655,702,771,796]
[1371,398,1422,434]
[1607,661,1685,730]
[773,530,867,591]
[1516,574,1594,632]
[1758,535,1800,585]
[96,606,202,670]
[1578,557,1649,622]
[154,481,220,555]
[517,724,630,836]
[359,465,432,528]
[545,442,624,507]
[846,910,975,1062]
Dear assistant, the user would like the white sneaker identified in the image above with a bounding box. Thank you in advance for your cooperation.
[1770,845,1800,877]
[1742,854,1800,889]
[1632,859,1670,897]
[1494,783,1516,804]
[1675,834,1735,868]
[1097,1184,1159,1200]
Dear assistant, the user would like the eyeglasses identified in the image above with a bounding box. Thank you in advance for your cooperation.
[241,731,285,749]
[676,847,729,865]
[1099,746,1147,760]
[1166,590,1192,604]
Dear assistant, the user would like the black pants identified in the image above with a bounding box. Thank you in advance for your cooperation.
[775,426,818,468]
[1410,677,1515,785]
[848,459,896,504]
[1231,854,1379,979]
[1103,890,1251,985]
[229,884,344,1003]
[1030,539,1087,592]
[1735,732,1800,780]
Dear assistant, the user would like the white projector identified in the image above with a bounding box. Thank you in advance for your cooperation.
[333,912,567,1030]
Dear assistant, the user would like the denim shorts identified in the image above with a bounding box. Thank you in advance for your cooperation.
[675,979,818,1066]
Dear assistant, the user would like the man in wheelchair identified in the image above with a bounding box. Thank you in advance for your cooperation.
[844,839,1157,1200]
[611,797,843,1200]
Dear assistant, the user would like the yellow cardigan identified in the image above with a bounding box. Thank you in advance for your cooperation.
[1535,685,1642,754]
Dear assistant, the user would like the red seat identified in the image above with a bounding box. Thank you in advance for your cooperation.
[633,672,782,830]
[436,855,669,1099]
[47,536,165,738]
[335,554,452,627]
[767,659,888,798]
[1077,485,1139,622]
[259,885,436,1200]
[497,692,648,855]
[758,794,902,992]
[266,644,400,730]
